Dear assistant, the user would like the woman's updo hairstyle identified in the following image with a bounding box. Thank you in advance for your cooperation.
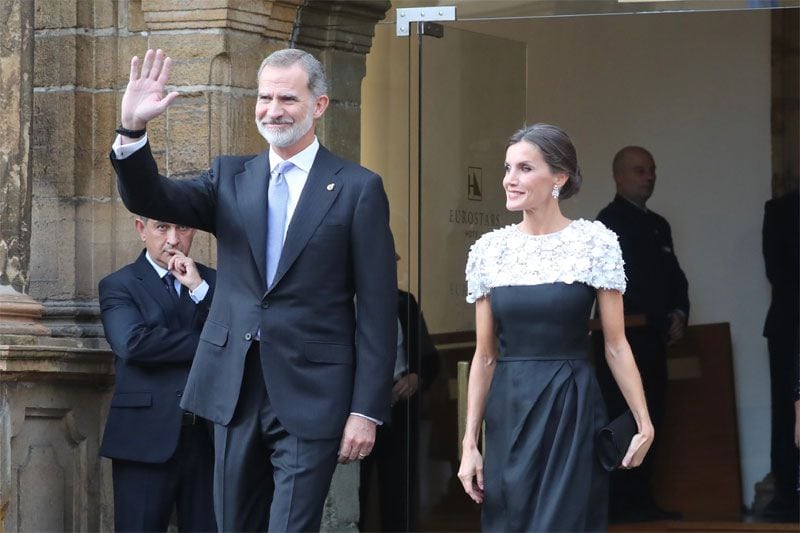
[508,123,583,200]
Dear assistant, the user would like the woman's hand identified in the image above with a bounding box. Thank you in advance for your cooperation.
[794,399,800,449]
[458,446,485,504]
[621,421,654,469]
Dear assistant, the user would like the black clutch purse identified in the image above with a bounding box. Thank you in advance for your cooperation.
[595,410,637,471]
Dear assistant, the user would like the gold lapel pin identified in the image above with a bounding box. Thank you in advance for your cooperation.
[326,183,335,191]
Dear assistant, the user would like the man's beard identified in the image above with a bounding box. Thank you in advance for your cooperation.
[256,110,314,148]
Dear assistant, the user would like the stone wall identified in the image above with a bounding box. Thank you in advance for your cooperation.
[1,1,390,530]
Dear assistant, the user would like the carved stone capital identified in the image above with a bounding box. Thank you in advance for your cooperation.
[141,0,304,39]
[294,0,391,54]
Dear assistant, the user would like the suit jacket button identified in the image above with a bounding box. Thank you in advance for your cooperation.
[261,301,269,309]
[244,332,252,341]
[176,391,182,397]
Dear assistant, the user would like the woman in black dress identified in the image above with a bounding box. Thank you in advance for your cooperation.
[457,124,654,531]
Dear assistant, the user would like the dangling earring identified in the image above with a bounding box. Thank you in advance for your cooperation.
[551,184,560,199]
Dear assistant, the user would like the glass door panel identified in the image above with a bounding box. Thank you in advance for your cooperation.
[415,25,526,532]
[361,1,797,530]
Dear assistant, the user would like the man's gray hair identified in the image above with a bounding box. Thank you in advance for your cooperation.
[257,48,328,99]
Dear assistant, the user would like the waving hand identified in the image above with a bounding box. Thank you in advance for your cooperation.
[121,49,179,132]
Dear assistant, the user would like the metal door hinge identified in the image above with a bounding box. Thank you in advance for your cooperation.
[396,6,456,37]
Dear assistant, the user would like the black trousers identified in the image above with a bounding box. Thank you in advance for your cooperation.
[595,326,667,513]
[768,337,800,506]
[213,345,340,532]
[359,398,418,532]
[112,424,215,532]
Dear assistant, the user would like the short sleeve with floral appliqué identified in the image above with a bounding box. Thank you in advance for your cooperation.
[465,219,626,303]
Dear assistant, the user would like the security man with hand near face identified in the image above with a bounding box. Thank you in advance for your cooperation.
[99,216,216,532]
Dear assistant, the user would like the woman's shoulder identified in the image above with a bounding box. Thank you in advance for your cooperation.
[469,225,516,252]
[570,218,620,244]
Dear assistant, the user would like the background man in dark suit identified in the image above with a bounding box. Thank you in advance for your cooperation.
[359,256,440,531]
[594,146,689,522]
[99,216,216,532]
[761,188,799,522]
[109,48,397,531]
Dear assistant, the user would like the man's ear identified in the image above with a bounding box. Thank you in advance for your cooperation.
[313,94,329,119]
[134,217,147,242]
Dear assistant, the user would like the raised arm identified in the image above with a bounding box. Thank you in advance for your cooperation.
[119,49,180,144]
[597,288,655,468]
[458,297,497,503]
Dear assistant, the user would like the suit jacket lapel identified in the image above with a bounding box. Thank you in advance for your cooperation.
[235,151,270,285]
[133,251,175,313]
[268,147,343,293]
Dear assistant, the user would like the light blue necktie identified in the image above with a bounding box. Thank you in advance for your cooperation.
[266,160,293,288]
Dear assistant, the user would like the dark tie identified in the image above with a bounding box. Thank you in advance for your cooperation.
[266,160,293,288]
[164,272,180,302]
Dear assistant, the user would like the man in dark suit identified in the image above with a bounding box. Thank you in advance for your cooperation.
[99,216,216,532]
[594,146,689,522]
[109,48,397,531]
[359,272,440,531]
[761,188,799,522]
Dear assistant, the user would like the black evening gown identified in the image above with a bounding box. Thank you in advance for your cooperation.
[481,282,609,532]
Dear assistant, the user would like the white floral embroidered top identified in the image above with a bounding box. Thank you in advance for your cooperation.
[465,219,626,304]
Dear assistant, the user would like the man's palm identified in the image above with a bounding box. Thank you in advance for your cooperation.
[121,49,179,129]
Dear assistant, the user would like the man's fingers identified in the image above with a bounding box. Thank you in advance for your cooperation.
[157,57,173,86]
[129,56,139,83]
[159,91,181,111]
[141,49,155,78]
[150,49,164,81]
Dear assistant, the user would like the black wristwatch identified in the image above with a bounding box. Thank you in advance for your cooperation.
[115,125,146,138]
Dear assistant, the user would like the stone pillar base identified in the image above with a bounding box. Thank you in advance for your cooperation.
[0,339,113,532]
[0,286,49,338]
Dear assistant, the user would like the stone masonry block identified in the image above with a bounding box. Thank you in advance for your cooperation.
[71,91,116,199]
[92,92,119,197]
[226,34,278,87]
[34,34,76,87]
[319,49,366,103]
[32,92,76,193]
[89,0,116,29]
[318,105,360,162]
[29,194,77,300]
[86,201,116,291]
[116,36,149,87]
[166,98,212,175]
[75,35,116,89]
[210,93,263,157]
[73,91,94,196]
[126,0,147,32]
[75,200,106,298]
[34,0,77,29]
[147,33,227,61]
[166,59,215,86]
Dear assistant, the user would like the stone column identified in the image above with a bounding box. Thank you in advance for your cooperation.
[0,0,47,339]
[1,2,115,531]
